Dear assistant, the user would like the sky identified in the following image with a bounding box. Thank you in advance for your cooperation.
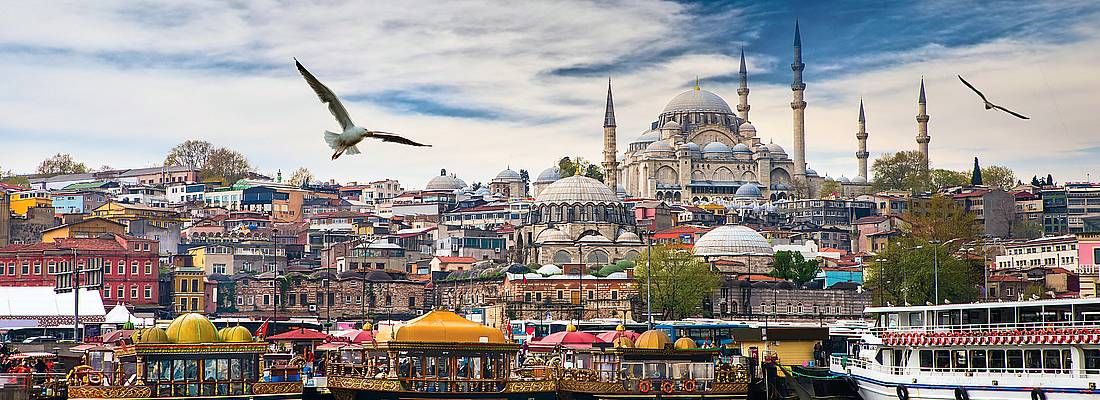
[2,1,1099,189]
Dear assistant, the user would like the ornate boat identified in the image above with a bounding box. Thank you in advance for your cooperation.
[325,310,556,400]
[552,326,751,399]
[67,313,302,400]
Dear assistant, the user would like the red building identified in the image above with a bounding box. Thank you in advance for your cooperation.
[0,234,160,306]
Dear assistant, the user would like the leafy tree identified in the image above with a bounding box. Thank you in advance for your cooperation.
[470,182,482,190]
[634,245,720,319]
[1010,220,1043,240]
[1,175,30,188]
[819,180,841,198]
[585,164,604,182]
[970,157,983,186]
[865,238,978,306]
[202,147,252,184]
[903,195,980,245]
[1022,283,1049,300]
[557,157,604,181]
[930,169,969,189]
[979,165,1016,190]
[288,167,314,187]
[871,151,929,193]
[164,140,213,171]
[1047,174,1054,186]
[519,169,530,195]
[36,153,89,175]
[1031,176,1042,186]
[769,250,820,286]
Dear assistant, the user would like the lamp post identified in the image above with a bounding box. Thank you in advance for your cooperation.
[929,238,963,305]
[358,237,380,327]
[72,248,80,341]
[575,243,585,322]
[645,230,653,330]
[323,278,331,333]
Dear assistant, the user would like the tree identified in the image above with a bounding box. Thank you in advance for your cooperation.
[930,169,969,189]
[769,250,820,287]
[201,147,252,184]
[288,167,314,187]
[1047,174,1054,186]
[557,157,604,181]
[585,164,604,182]
[871,151,929,193]
[519,169,530,195]
[634,245,720,319]
[1030,175,1041,186]
[164,140,214,171]
[0,168,29,188]
[865,238,978,306]
[1022,283,1049,300]
[970,157,983,186]
[36,153,89,175]
[1010,220,1043,240]
[979,165,1016,190]
[819,180,841,198]
[470,182,483,190]
[903,195,981,245]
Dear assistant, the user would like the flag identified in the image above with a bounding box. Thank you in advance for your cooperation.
[256,320,270,339]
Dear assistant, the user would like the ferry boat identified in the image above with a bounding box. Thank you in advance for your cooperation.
[550,325,751,399]
[324,309,555,400]
[66,313,303,400]
[830,298,1100,400]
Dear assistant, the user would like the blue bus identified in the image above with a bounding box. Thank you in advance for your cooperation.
[653,320,753,347]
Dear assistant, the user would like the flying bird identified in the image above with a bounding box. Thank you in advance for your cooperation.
[957,75,1030,120]
[294,58,430,159]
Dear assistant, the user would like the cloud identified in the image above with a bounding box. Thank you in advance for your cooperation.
[0,1,1098,189]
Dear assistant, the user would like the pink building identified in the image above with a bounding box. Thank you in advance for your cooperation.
[1079,233,1100,267]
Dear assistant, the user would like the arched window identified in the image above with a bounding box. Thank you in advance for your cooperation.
[623,250,640,260]
[552,250,572,264]
[586,250,609,265]
[566,206,576,222]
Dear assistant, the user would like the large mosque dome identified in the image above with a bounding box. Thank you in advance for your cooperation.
[693,225,774,257]
[535,175,620,204]
[426,170,465,191]
[662,88,734,114]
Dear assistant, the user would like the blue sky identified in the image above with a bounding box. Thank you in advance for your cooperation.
[1,1,1099,187]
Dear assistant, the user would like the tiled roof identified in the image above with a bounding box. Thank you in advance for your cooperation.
[434,256,476,264]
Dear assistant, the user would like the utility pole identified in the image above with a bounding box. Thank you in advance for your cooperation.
[645,230,653,330]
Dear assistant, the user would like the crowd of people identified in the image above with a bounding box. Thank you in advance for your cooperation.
[0,343,56,374]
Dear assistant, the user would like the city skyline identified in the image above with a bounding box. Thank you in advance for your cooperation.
[2,1,1099,187]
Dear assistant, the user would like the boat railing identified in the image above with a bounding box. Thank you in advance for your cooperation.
[872,320,1100,335]
[830,355,1100,379]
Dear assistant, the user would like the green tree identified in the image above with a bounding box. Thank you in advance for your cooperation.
[164,139,214,171]
[634,245,720,319]
[979,165,1016,190]
[1010,220,1043,240]
[36,153,89,175]
[930,169,969,189]
[557,157,603,181]
[819,180,842,198]
[769,250,820,286]
[903,195,980,245]
[970,157,983,186]
[288,167,314,187]
[865,238,978,306]
[871,151,929,193]
[0,168,29,188]
[1031,176,1042,186]
[1022,283,1049,300]
[201,147,252,184]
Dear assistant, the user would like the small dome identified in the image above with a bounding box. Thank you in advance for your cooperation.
[693,225,774,257]
[220,326,253,343]
[662,88,733,114]
[394,310,506,343]
[806,167,819,177]
[535,228,571,244]
[617,231,641,243]
[766,143,786,155]
[494,168,521,182]
[578,233,613,244]
[674,337,697,350]
[613,336,635,348]
[702,141,732,154]
[536,264,563,275]
[852,176,867,183]
[684,142,701,153]
[166,313,219,344]
[631,130,660,144]
[536,166,561,183]
[635,330,672,350]
[363,322,373,331]
[644,140,675,155]
[366,270,393,281]
[754,143,769,153]
[566,324,578,332]
[661,120,682,130]
[735,183,762,198]
[616,324,626,332]
[738,122,756,133]
[132,327,169,344]
[838,175,851,183]
[731,143,751,154]
[535,175,619,204]
[426,171,465,191]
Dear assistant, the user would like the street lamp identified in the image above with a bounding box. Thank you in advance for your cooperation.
[928,238,963,305]
[575,243,585,322]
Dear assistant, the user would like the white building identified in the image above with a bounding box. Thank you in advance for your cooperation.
[993,235,1078,271]
[361,179,403,204]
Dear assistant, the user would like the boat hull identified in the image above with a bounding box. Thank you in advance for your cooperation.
[848,372,1100,400]
[556,380,748,400]
[328,377,556,400]
[68,382,303,400]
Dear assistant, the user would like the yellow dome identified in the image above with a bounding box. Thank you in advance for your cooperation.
[613,336,634,348]
[362,322,373,331]
[394,310,506,343]
[615,324,626,332]
[166,313,219,344]
[674,337,697,350]
[131,327,169,344]
[566,324,577,332]
[221,326,253,343]
[635,330,671,350]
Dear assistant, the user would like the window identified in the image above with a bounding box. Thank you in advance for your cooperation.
[408,296,415,308]
[180,280,188,292]
[919,350,933,371]
[191,279,198,293]
[21,262,29,275]
[130,285,138,299]
[1007,350,1023,371]
[117,286,124,299]
[144,262,152,275]
[191,298,198,311]
[262,295,270,305]
[524,293,532,302]
[131,261,139,275]
[48,261,56,274]
[213,264,226,274]
[535,292,542,301]
[5,262,12,275]
[934,350,950,371]
[104,285,111,298]
[117,261,124,274]
[144,286,152,299]
[557,290,563,300]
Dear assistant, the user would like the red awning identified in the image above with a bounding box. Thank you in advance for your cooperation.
[266,327,331,341]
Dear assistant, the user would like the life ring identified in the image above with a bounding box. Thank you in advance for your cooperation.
[661,380,675,393]
[955,387,970,400]
[896,384,910,400]
[683,379,696,392]
[638,380,652,393]
[87,373,102,386]
[1031,388,1046,400]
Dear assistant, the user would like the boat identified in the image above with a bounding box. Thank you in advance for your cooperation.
[325,309,556,400]
[830,298,1100,400]
[66,313,303,400]
[551,324,752,399]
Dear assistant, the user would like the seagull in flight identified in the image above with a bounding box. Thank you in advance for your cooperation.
[294,58,430,159]
[958,75,1030,120]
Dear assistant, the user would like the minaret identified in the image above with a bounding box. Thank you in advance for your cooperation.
[790,21,808,180]
[856,99,869,180]
[737,48,750,122]
[602,78,619,191]
[916,78,930,169]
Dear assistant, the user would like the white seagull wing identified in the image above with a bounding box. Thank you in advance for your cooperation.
[295,58,355,131]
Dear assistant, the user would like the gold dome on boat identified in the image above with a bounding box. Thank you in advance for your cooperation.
[635,330,671,350]
[166,313,219,344]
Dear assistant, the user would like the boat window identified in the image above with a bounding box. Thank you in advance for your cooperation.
[988,350,1006,373]
[969,350,986,372]
[1007,350,1023,371]
[1043,350,1062,373]
[173,360,185,381]
[230,359,242,380]
[1063,350,1072,373]
[204,359,218,381]
[934,350,950,371]
[1025,349,1042,373]
[919,350,933,371]
[1084,349,1100,373]
[951,350,968,370]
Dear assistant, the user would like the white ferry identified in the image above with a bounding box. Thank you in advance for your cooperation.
[830,298,1100,400]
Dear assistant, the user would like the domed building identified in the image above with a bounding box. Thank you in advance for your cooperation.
[693,224,774,275]
[488,167,527,198]
[514,173,643,265]
[532,166,561,197]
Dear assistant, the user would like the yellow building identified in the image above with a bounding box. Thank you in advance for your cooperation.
[10,190,52,216]
[92,202,184,229]
[172,256,206,314]
[40,217,126,242]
